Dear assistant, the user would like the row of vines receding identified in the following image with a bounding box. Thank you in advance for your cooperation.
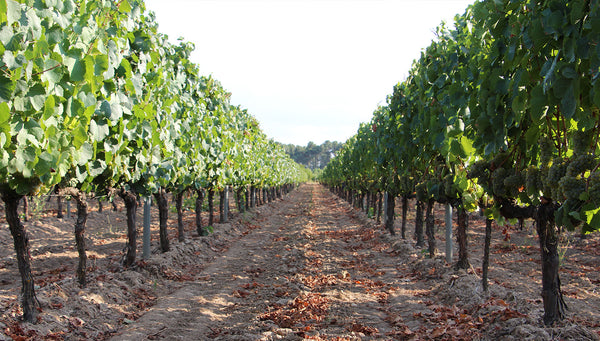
[1,0,311,322]
[321,0,599,326]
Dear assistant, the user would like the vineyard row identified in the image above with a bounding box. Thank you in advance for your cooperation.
[1,0,310,322]
[321,0,600,326]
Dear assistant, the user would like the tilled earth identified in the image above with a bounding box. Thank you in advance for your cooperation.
[0,183,599,340]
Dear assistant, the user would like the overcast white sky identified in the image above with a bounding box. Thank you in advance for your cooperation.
[144,0,474,146]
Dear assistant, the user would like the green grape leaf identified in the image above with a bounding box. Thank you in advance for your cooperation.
[511,93,527,114]
[0,25,12,46]
[118,0,131,14]
[77,142,93,166]
[2,51,25,70]
[560,82,576,119]
[0,0,6,23]
[42,95,55,120]
[5,0,21,25]
[40,60,64,85]
[542,53,559,94]
[70,58,87,82]
[88,159,106,177]
[46,27,63,45]
[89,119,109,142]
[27,84,46,111]
[71,122,87,148]
[15,146,37,173]
[67,97,84,117]
[0,102,9,125]
[78,91,96,108]
[450,138,467,159]
[35,151,55,176]
[529,84,546,123]
[582,204,600,227]
[24,119,44,143]
[0,75,15,101]
[94,54,109,76]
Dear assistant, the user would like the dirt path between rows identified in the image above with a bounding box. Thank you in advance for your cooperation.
[111,183,401,340]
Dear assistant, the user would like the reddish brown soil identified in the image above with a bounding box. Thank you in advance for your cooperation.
[0,183,598,340]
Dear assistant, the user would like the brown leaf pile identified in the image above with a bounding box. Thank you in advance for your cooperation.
[260,293,329,329]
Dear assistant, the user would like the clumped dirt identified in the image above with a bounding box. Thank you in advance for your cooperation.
[0,184,599,340]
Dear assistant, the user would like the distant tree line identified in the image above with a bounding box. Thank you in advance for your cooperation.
[281,141,343,170]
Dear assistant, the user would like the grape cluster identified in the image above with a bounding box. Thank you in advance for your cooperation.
[491,152,510,169]
[504,172,525,197]
[566,154,596,177]
[546,158,568,185]
[492,167,508,196]
[526,166,543,196]
[558,176,586,201]
[468,160,490,180]
[545,158,568,199]
[572,130,593,156]
[539,137,554,165]
[588,172,600,203]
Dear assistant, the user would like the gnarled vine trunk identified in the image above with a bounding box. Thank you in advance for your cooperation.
[537,201,566,325]
[482,217,492,292]
[219,189,225,223]
[208,189,215,227]
[250,186,256,208]
[154,187,170,252]
[401,195,408,240]
[119,190,138,267]
[176,191,185,242]
[196,189,207,236]
[415,201,424,247]
[222,186,229,222]
[57,194,64,218]
[246,187,251,209]
[384,192,395,235]
[455,206,470,270]
[425,199,436,258]
[376,192,382,224]
[2,190,39,322]
[22,197,28,222]
[236,187,245,213]
[61,188,88,287]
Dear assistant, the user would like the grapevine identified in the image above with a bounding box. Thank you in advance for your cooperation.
[525,166,542,197]
[539,137,554,166]
[572,130,594,156]
[415,182,428,202]
[321,0,600,326]
[443,173,455,198]
[588,172,600,204]
[545,158,569,199]
[558,176,586,202]
[503,172,524,198]
[0,0,309,322]
[566,154,596,177]
[468,160,490,181]
[491,167,508,197]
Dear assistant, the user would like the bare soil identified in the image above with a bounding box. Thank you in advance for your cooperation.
[0,183,599,340]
